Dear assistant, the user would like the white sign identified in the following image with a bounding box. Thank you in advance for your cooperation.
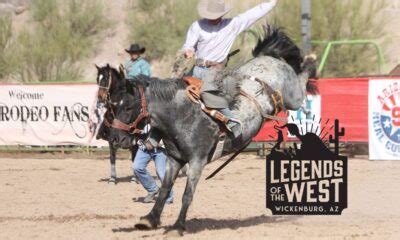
[369,80,400,160]
[0,84,106,146]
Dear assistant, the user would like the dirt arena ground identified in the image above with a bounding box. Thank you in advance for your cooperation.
[0,154,399,240]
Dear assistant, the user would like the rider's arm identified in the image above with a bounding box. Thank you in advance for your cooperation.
[182,21,200,58]
[232,0,277,34]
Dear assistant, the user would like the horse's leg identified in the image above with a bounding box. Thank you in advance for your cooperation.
[135,156,182,229]
[108,142,117,185]
[130,146,139,183]
[181,164,188,176]
[165,158,206,236]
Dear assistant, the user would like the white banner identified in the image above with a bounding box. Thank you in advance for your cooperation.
[369,79,400,160]
[0,84,107,146]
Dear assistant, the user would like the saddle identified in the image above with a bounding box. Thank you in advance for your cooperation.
[183,75,286,124]
[183,76,230,125]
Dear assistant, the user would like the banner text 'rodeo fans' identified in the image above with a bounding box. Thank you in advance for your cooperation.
[0,84,105,146]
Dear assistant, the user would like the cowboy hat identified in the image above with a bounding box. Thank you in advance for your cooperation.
[125,44,146,54]
[197,0,231,20]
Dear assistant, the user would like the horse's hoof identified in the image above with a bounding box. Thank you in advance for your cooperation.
[134,217,156,230]
[108,178,117,185]
[130,177,139,184]
[164,228,184,238]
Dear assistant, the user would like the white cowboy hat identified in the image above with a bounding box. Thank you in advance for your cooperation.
[197,0,231,20]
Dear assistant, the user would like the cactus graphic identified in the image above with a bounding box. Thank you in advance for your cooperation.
[329,119,345,156]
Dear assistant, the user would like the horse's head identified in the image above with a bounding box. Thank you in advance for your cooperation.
[109,81,147,149]
[95,64,125,103]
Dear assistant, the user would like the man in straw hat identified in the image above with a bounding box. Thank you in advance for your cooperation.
[182,0,278,138]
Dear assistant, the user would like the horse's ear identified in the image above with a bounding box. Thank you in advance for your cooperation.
[106,63,110,68]
[119,64,126,80]
[95,64,100,71]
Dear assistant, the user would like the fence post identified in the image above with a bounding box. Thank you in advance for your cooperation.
[301,0,312,54]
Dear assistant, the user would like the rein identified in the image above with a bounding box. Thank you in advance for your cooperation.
[110,85,150,134]
[240,76,287,123]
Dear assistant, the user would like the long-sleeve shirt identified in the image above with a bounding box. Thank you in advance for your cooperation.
[183,1,277,63]
[124,57,151,78]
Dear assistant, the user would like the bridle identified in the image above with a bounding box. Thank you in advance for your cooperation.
[98,69,117,123]
[110,85,150,135]
[98,69,116,109]
[98,69,113,94]
[97,69,150,134]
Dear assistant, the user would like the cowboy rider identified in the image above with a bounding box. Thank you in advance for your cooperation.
[182,0,278,138]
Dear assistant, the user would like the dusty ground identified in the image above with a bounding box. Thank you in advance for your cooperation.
[0,154,399,240]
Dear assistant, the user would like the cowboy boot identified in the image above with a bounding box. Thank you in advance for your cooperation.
[220,108,242,138]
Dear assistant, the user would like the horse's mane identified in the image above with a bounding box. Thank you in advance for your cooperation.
[109,67,120,77]
[100,65,121,80]
[133,75,187,102]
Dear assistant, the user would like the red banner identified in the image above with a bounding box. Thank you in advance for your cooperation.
[254,77,400,143]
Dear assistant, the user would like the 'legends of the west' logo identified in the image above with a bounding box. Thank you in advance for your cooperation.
[266,119,348,215]
[372,82,400,156]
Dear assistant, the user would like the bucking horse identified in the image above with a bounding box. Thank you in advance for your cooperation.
[98,27,317,236]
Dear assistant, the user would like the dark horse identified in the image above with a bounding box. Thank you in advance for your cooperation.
[95,65,138,184]
[109,28,317,235]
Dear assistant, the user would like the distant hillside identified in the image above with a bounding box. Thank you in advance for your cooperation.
[1,0,399,81]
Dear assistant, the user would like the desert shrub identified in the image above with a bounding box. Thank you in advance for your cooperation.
[14,0,111,82]
[0,15,16,80]
[127,0,198,60]
[128,0,389,77]
[269,0,389,77]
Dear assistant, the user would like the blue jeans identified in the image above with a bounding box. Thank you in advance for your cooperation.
[133,149,173,201]
[192,66,209,79]
[193,66,235,119]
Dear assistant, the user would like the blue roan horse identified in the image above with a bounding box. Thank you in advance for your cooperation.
[100,27,317,236]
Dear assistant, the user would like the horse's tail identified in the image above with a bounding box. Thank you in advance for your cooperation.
[252,25,318,93]
[252,26,303,74]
